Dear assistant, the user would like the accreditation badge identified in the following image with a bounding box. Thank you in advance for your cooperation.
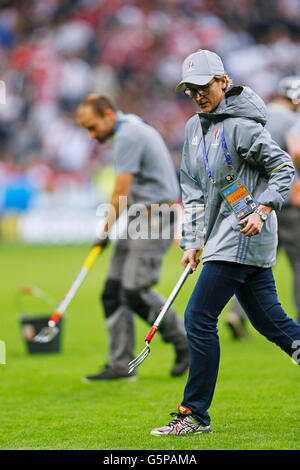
[221,176,257,220]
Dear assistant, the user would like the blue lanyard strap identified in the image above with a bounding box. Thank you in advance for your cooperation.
[220,123,232,165]
[202,122,233,183]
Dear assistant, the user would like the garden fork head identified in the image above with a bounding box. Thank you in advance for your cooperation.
[128,341,150,374]
[34,322,59,343]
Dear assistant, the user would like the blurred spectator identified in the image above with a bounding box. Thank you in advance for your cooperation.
[41,109,95,171]
[1,0,300,210]
[58,55,93,109]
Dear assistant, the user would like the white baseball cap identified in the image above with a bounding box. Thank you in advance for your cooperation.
[176,49,225,91]
[278,76,300,104]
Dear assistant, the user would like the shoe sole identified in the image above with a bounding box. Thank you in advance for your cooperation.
[81,375,138,383]
[150,428,212,436]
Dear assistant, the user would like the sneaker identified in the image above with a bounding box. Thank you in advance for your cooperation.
[82,364,137,382]
[151,405,212,436]
[226,311,247,340]
[171,349,189,377]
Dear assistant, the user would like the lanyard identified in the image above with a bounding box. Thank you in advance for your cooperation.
[202,122,233,183]
[201,121,256,219]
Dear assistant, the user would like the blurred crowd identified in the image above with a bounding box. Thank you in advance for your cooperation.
[1,0,300,211]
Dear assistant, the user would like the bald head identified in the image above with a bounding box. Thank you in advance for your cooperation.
[76,95,117,143]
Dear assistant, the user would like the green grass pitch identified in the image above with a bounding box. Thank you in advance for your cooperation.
[0,242,299,450]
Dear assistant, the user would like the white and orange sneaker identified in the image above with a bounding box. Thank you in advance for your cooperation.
[150,405,212,436]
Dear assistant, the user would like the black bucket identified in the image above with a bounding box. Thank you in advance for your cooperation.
[17,286,64,354]
[19,315,63,354]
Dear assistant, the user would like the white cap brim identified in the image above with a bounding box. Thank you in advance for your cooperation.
[176,74,214,91]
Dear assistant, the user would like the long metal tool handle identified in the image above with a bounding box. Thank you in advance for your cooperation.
[144,264,192,343]
[48,245,102,327]
[144,247,203,345]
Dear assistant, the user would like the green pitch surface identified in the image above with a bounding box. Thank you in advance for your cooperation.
[0,242,299,450]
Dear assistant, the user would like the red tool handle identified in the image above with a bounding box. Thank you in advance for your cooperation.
[145,326,158,343]
[49,311,61,324]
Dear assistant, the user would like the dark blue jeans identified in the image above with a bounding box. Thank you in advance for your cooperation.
[182,261,300,426]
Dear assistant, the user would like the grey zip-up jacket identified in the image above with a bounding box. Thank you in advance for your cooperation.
[180,86,295,267]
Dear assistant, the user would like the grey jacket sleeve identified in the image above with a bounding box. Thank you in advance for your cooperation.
[234,119,295,210]
[180,136,205,251]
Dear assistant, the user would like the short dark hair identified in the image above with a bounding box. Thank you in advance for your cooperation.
[79,95,116,116]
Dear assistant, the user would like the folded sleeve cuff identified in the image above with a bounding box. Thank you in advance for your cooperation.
[257,189,285,210]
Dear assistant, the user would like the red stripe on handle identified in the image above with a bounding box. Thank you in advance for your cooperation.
[49,312,61,325]
[145,326,158,343]
[21,286,33,294]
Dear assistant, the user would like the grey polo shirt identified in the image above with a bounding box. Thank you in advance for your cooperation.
[112,111,180,206]
[266,101,299,204]
[266,101,298,152]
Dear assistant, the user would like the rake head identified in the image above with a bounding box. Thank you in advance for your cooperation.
[33,323,59,344]
[128,341,150,374]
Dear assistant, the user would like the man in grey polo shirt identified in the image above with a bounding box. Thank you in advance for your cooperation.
[76,95,189,380]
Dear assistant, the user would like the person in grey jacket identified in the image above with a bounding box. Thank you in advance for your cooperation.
[76,95,189,381]
[151,50,300,436]
[226,76,300,338]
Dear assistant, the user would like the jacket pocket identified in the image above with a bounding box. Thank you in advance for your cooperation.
[219,203,241,232]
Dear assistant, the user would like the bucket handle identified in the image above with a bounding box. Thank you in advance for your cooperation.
[16,286,57,314]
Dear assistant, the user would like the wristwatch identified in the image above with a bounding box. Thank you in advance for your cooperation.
[255,209,268,222]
